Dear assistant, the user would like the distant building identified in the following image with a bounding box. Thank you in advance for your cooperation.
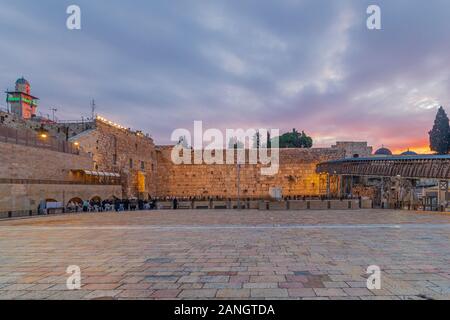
[374,146,392,156]
[401,150,418,156]
[331,141,373,158]
[5,77,39,119]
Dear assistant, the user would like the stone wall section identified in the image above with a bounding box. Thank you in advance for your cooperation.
[70,120,157,198]
[0,141,93,180]
[155,147,344,198]
[0,140,121,213]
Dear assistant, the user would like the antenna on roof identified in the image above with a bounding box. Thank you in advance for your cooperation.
[91,99,96,120]
[50,107,58,122]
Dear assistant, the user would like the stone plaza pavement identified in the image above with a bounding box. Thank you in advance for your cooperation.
[0,209,450,300]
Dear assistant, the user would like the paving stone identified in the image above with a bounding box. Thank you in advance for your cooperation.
[323,281,349,288]
[199,276,230,283]
[1,209,450,300]
[0,291,28,299]
[203,283,242,289]
[0,283,35,291]
[279,282,305,289]
[83,290,122,300]
[343,288,374,296]
[83,283,121,290]
[243,283,279,289]
[150,289,181,298]
[217,289,250,298]
[144,275,178,282]
[177,276,200,283]
[178,289,217,298]
[313,288,348,297]
[250,289,288,298]
[145,258,174,264]
[288,288,316,297]
[47,290,92,300]
[16,290,58,300]
[116,290,154,298]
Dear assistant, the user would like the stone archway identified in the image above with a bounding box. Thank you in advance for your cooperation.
[67,197,83,205]
[91,196,102,202]
[66,197,83,212]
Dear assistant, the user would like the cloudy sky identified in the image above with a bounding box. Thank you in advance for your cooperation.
[1,0,450,153]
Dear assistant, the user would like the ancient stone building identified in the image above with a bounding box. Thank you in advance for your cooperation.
[69,117,157,199]
[331,141,373,158]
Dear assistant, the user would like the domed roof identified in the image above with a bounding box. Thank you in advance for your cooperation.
[374,147,392,156]
[16,77,29,85]
[401,150,418,156]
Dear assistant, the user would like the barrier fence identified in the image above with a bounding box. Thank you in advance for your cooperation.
[0,125,79,155]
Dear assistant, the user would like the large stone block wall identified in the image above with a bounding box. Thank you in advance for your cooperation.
[0,141,93,180]
[155,147,344,198]
[0,140,120,213]
[71,120,157,198]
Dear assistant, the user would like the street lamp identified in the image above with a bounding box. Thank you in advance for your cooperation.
[38,128,48,139]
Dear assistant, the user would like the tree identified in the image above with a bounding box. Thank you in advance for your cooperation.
[429,106,450,155]
[228,137,244,149]
[177,135,190,148]
[252,130,261,149]
[272,129,313,148]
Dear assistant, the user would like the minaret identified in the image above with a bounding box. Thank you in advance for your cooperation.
[6,77,39,119]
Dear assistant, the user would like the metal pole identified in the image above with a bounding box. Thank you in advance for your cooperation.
[336,174,340,198]
[350,176,353,198]
[326,174,330,199]
[237,163,241,209]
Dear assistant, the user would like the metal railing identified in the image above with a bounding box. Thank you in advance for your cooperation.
[0,178,121,186]
[0,125,80,155]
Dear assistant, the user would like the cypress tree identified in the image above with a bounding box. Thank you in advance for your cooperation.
[429,106,450,154]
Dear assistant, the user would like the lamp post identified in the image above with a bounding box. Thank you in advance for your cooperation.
[237,162,241,210]
[51,108,58,122]
[396,175,401,209]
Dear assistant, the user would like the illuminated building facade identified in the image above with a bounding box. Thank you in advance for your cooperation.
[5,77,39,119]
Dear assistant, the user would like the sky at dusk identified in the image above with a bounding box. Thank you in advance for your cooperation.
[1,0,450,153]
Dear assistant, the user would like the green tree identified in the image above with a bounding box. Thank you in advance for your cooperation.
[252,130,261,149]
[273,129,313,148]
[429,106,450,154]
[228,137,244,149]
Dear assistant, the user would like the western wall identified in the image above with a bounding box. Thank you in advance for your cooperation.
[154,146,344,199]
[1,106,373,212]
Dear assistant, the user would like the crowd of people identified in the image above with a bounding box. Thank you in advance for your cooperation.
[64,194,361,213]
[66,198,158,213]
